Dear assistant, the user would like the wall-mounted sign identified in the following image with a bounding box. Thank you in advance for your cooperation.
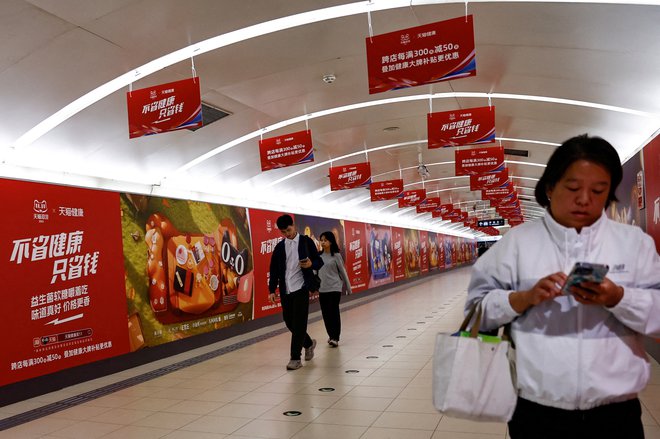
[428,106,495,149]
[127,77,202,138]
[477,218,505,227]
[259,130,314,171]
[365,15,476,94]
[329,162,372,191]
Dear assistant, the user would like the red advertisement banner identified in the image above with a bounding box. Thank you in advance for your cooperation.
[416,197,441,213]
[428,233,439,271]
[482,186,514,199]
[438,234,447,268]
[643,135,660,253]
[344,221,369,293]
[259,130,314,171]
[455,146,505,175]
[366,15,476,94]
[367,224,394,288]
[391,227,406,281]
[428,106,496,149]
[246,209,286,320]
[470,169,510,190]
[419,230,429,274]
[398,189,426,208]
[329,162,372,191]
[370,179,404,201]
[127,77,202,139]
[0,179,128,386]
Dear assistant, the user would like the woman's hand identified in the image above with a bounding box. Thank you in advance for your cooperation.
[509,272,567,314]
[569,277,624,307]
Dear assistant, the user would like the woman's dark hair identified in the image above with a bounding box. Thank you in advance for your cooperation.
[320,231,340,256]
[534,134,622,208]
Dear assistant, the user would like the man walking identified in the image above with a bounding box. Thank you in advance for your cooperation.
[268,214,323,370]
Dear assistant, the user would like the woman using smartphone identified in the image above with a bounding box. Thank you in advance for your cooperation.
[467,135,660,438]
[317,231,352,347]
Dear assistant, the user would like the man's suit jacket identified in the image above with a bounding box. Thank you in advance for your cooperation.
[268,234,323,295]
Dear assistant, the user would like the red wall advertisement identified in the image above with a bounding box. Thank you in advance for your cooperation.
[470,169,510,190]
[343,221,369,293]
[246,209,285,320]
[127,77,202,138]
[259,130,314,171]
[437,234,446,268]
[122,195,254,346]
[398,189,426,208]
[0,179,128,386]
[370,179,404,201]
[404,228,421,278]
[643,135,660,253]
[428,233,439,271]
[391,227,406,281]
[366,15,476,94]
[329,162,372,191]
[367,224,394,289]
[455,146,505,175]
[428,106,496,149]
[419,230,429,274]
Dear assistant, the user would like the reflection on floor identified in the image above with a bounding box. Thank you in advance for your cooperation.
[1,267,659,439]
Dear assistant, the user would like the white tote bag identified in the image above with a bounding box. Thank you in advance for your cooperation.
[432,302,517,422]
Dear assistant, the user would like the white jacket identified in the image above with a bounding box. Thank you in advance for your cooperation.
[467,212,660,410]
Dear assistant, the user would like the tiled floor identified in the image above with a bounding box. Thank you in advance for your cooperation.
[1,267,659,438]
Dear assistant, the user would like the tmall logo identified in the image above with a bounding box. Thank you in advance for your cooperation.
[33,200,47,213]
[149,90,157,99]
[266,219,272,233]
[400,33,411,45]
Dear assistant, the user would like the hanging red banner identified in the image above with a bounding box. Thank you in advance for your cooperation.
[416,197,441,213]
[470,169,510,190]
[365,15,476,94]
[259,130,314,171]
[0,179,129,386]
[482,186,514,199]
[127,77,202,138]
[455,146,505,175]
[329,162,372,191]
[370,179,404,201]
[428,106,496,149]
[398,189,426,208]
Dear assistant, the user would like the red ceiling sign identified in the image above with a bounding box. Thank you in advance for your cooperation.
[370,179,404,201]
[470,169,509,190]
[416,197,441,213]
[365,15,476,94]
[329,162,372,191]
[259,130,314,171]
[398,190,426,208]
[127,77,202,138]
[455,146,505,175]
[428,106,496,149]
[482,186,514,199]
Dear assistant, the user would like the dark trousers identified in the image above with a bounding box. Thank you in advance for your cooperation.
[508,397,644,439]
[319,291,341,341]
[280,288,313,360]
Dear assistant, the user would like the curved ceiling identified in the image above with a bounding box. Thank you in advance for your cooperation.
[2,0,660,238]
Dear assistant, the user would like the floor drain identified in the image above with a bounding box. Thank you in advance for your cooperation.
[345,370,360,374]
[283,411,302,416]
[318,388,335,392]
[382,345,394,348]
[366,356,379,359]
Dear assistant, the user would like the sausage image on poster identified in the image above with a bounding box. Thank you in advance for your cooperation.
[367,223,393,288]
[121,194,253,347]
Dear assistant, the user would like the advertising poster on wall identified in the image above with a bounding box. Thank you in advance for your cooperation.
[428,233,439,271]
[343,221,369,293]
[246,209,288,320]
[121,194,253,346]
[365,15,476,94]
[608,151,646,230]
[437,234,446,268]
[444,235,453,269]
[643,135,660,252]
[391,227,406,281]
[126,77,202,138]
[0,179,128,386]
[294,214,345,299]
[419,230,429,274]
[366,224,394,289]
[404,228,421,278]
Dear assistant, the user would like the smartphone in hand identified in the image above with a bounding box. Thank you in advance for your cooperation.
[562,262,609,295]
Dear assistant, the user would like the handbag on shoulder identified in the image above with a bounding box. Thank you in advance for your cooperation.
[432,301,517,422]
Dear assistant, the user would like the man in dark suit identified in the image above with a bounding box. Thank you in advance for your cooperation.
[268,214,324,370]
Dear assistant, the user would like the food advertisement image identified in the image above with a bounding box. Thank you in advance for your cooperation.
[367,223,393,288]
